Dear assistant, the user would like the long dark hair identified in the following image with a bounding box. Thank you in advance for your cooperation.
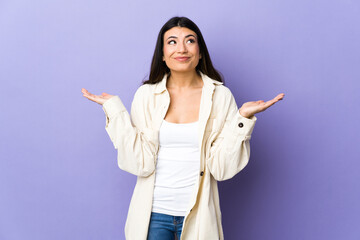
[143,16,223,85]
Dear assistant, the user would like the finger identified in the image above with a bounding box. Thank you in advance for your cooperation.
[82,88,92,97]
[263,99,278,108]
[263,102,273,109]
[101,93,110,99]
[101,92,114,100]
[263,94,284,108]
[275,93,285,100]
[84,91,98,99]
[82,88,92,94]
[268,94,284,103]
[82,90,99,101]
[82,88,90,96]
[83,94,97,102]
[102,92,113,97]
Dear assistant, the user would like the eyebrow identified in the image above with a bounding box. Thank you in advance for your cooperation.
[166,34,197,41]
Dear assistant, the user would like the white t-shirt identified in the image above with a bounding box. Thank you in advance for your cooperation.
[151,119,200,216]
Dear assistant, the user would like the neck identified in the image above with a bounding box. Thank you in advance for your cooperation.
[167,70,202,89]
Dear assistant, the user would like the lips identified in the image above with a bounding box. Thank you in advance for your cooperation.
[175,57,190,62]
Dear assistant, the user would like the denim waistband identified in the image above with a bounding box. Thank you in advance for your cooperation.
[150,211,184,224]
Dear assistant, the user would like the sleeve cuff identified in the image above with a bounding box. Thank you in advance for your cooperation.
[228,111,257,138]
[102,96,127,119]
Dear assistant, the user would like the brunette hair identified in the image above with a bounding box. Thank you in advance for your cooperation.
[142,16,223,85]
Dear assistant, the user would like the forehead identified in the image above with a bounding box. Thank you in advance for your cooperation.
[163,27,197,39]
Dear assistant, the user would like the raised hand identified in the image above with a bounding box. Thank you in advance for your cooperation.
[81,88,114,105]
[239,93,285,118]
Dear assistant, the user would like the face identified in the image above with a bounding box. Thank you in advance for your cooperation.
[162,27,202,74]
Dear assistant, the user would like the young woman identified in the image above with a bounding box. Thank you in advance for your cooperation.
[82,16,284,240]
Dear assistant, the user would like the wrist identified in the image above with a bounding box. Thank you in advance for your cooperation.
[239,110,253,119]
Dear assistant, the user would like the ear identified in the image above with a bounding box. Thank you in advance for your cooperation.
[162,56,165,61]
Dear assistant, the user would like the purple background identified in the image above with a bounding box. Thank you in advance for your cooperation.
[1,0,359,239]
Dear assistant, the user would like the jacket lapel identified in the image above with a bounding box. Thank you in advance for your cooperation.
[198,72,216,171]
[153,74,170,133]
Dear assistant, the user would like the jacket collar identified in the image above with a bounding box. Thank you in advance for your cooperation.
[154,71,223,94]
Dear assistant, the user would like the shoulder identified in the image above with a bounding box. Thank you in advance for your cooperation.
[213,84,234,102]
[135,83,152,94]
[133,84,154,100]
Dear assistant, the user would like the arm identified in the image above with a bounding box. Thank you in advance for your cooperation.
[206,92,257,181]
[102,86,157,177]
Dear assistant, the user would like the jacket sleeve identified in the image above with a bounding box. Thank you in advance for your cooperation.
[102,86,158,177]
[206,90,257,181]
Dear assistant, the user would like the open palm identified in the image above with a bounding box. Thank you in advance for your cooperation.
[81,88,114,105]
[239,93,285,118]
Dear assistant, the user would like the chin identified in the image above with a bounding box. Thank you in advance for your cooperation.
[169,66,197,73]
[171,69,196,74]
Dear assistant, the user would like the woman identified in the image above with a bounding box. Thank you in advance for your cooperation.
[82,16,284,240]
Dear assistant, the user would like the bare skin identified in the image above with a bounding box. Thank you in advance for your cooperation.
[81,88,284,120]
[163,75,203,123]
[82,26,285,121]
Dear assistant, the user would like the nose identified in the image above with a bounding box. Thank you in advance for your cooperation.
[177,41,187,53]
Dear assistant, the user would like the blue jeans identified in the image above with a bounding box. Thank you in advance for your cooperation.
[147,212,185,240]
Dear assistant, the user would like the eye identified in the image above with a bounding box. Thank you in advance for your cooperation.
[187,39,196,43]
[168,40,176,45]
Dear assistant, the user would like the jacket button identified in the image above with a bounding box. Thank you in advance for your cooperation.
[238,122,244,128]
[200,171,204,176]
